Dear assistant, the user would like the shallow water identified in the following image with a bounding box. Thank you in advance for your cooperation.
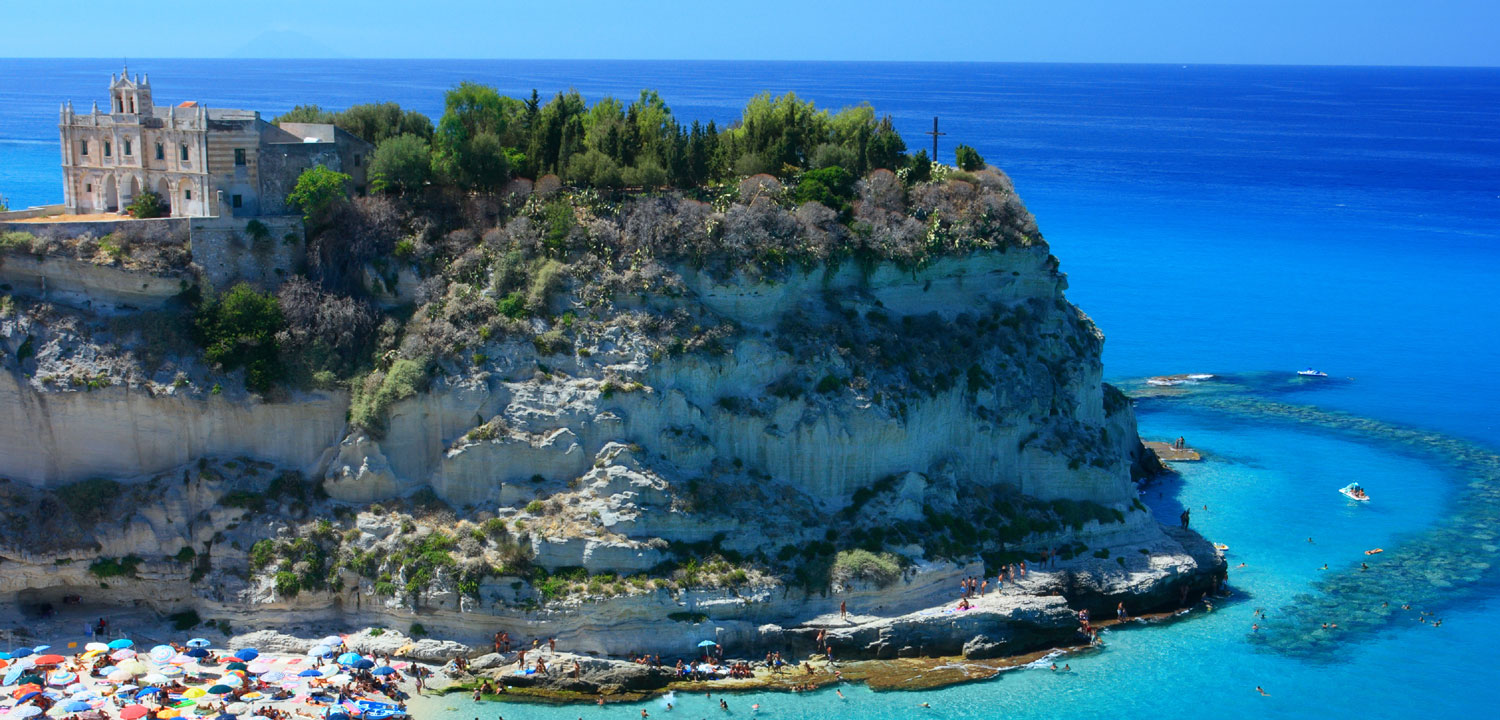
[3,60,1498,716]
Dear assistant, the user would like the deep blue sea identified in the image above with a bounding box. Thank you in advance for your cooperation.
[3,60,1500,717]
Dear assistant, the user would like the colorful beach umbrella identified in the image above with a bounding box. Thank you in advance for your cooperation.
[120,704,150,720]
[110,649,137,661]
[107,639,134,650]
[9,705,41,718]
[183,688,207,699]
[260,671,284,682]
[247,663,272,675]
[186,639,211,648]
[169,653,195,665]
[149,645,176,663]
[239,692,265,702]
[46,671,75,686]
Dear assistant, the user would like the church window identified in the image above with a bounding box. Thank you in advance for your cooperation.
[185,189,192,200]
[232,194,243,208]
[156,143,164,160]
[234,148,247,166]
[104,141,112,157]
[181,144,189,161]
[86,183,92,193]
[124,139,132,156]
[80,140,89,156]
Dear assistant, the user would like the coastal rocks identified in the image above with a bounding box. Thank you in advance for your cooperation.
[324,435,402,502]
[813,594,1076,660]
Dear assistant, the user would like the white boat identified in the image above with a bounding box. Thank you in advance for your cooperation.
[1297,368,1328,377]
[1339,483,1369,502]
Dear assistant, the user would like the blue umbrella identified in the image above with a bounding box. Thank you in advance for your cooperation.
[298,669,322,677]
[63,700,93,712]
[325,713,350,720]
[10,647,33,658]
[136,687,162,699]
[107,639,134,650]
[336,652,361,665]
[31,645,50,653]
[697,640,718,647]
[9,706,41,719]
[370,666,395,676]
[186,648,210,658]
[308,645,332,657]
[186,638,211,648]
[3,666,25,686]
[351,658,374,670]
[15,690,42,702]
[233,648,259,661]
[0,652,10,660]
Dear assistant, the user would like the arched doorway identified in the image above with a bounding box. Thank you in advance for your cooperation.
[102,175,118,212]
[155,177,173,216]
[122,175,142,210]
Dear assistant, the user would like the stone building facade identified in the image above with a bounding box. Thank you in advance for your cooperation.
[58,68,371,218]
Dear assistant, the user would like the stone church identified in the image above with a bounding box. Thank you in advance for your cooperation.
[58,68,371,218]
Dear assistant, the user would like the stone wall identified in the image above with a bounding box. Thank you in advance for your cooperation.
[0,216,188,242]
[189,215,304,289]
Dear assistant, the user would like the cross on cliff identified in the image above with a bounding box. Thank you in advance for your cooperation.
[924,117,945,163]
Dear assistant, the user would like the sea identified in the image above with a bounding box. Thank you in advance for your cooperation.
[2,59,1499,717]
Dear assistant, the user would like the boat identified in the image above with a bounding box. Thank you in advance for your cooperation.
[1297,368,1328,377]
[1339,483,1369,502]
[1213,543,1230,551]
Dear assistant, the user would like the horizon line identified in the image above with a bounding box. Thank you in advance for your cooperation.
[2,57,1498,70]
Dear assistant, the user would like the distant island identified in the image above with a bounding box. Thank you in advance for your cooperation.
[0,73,1222,703]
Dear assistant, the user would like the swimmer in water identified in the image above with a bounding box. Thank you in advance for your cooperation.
[1236,562,1247,568]
[836,690,845,699]
[1063,664,1071,671]
[1050,663,1059,671]
[720,699,728,710]
[1257,686,1270,697]
[920,702,931,708]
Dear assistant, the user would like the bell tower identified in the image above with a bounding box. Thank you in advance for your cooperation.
[109,66,152,115]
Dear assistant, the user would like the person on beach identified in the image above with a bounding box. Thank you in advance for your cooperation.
[981,579,988,596]
[549,637,556,652]
[1117,602,1127,621]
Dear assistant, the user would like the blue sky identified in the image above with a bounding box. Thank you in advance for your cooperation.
[6,0,1498,66]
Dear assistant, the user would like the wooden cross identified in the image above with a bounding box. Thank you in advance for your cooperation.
[924,117,945,163]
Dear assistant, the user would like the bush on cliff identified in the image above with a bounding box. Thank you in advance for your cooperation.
[831,549,903,588]
[194,283,285,393]
[349,357,427,434]
[954,144,985,172]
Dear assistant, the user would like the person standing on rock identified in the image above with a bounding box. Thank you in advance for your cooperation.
[1181,508,1191,528]
[840,600,847,619]
[548,637,556,653]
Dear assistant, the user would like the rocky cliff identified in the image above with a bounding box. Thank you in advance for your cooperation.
[0,166,1222,661]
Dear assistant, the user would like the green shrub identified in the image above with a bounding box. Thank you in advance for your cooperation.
[126,190,166,219]
[194,283,285,392]
[954,144,985,171]
[249,539,276,570]
[88,556,142,579]
[56,478,123,521]
[349,358,427,433]
[524,500,544,514]
[831,549,903,588]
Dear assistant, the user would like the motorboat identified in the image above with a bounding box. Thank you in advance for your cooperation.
[1339,483,1369,502]
[1297,368,1328,377]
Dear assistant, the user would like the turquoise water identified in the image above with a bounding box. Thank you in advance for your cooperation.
[3,60,1499,715]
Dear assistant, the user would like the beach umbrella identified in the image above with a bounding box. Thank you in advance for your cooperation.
[185,639,211,649]
[225,662,248,672]
[186,648,209,658]
[183,688,207,699]
[135,687,161,699]
[32,655,65,666]
[140,673,169,685]
[169,654,195,665]
[224,702,249,714]
[335,652,361,666]
[297,669,321,678]
[107,670,133,683]
[326,674,351,684]
[110,649,137,661]
[149,645,176,663]
[0,652,9,660]
[15,677,44,689]
[47,671,76,686]
[350,658,374,670]
[9,648,33,658]
[84,643,108,653]
[307,645,332,658]
[107,639,134,650]
[219,674,243,688]
[9,705,42,718]
[14,689,42,702]
[247,663,272,675]
[370,666,395,676]
[160,666,184,678]
[697,640,718,647]
[319,635,342,646]
[31,646,49,654]
[239,692,265,702]
[260,671,284,683]
[117,659,148,676]
[325,713,350,720]
[62,700,93,713]
[157,710,181,719]
[120,705,150,720]
[206,684,233,695]
[232,649,258,661]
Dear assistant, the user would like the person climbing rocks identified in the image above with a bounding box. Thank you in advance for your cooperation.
[1180,508,1191,528]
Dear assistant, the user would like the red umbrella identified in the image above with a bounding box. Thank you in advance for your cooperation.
[33,654,67,665]
[120,705,151,720]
